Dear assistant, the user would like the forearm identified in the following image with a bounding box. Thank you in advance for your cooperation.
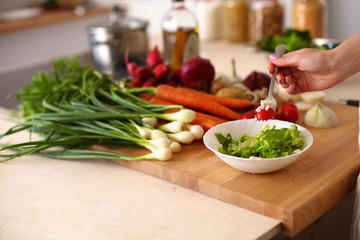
[330,32,360,82]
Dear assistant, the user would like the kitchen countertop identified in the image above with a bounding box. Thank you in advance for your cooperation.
[0,106,281,240]
[0,38,359,239]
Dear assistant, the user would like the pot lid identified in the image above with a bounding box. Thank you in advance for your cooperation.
[88,5,148,33]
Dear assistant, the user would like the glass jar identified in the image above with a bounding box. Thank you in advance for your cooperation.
[223,0,249,43]
[161,0,199,70]
[293,0,327,38]
[248,0,284,44]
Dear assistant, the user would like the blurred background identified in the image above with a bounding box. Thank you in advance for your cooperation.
[0,0,359,72]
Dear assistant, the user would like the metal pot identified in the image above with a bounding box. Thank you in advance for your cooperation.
[87,6,149,77]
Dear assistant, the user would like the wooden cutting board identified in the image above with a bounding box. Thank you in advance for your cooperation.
[93,102,360,237]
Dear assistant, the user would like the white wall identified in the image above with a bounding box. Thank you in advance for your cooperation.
[327,0,360,41]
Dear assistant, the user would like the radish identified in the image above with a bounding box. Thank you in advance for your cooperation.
[170,69,180,82]
[179,57,215,91]
[129,77,143,87]
[164,79,177,87]
[153,63,171,81]
[124,49,138,77]
[134,66,153,81]
[147,45,163,68]
[142,78,160,87]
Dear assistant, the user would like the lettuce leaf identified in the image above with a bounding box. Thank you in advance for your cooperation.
[215,125,304,158]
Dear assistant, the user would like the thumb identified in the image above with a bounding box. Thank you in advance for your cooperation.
[269,53,296,68]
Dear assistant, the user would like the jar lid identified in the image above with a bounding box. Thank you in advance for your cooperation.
[88,5,148,34]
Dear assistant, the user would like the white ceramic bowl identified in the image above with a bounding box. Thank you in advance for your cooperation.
[203,119,313,174]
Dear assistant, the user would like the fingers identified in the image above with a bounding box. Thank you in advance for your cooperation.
[285,83,296,95]
[267,62,275,74]
[268,51,302,95]
[276,74,297,95]
[276,74,295,85]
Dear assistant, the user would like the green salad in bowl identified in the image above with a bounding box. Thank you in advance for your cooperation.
[215,124,304,159]
[203,119,313,174]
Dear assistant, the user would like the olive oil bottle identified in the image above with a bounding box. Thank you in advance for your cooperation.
[162,0,199,70]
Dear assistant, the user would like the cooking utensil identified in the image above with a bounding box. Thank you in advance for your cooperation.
[261,44,286,111]
[87,6,149,78]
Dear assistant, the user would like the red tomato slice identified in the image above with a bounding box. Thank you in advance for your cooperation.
[255,105,276,121]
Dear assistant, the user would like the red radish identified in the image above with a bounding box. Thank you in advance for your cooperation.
[147,46,163,68]
[134,66,153,81]
[129,77,143,87]
[124,49,138,77]
[170,69,180,82]
[126,62,138,78]
[153,63,171,80]
[179,57,215,91]
[164,79,178,87]
[142,78,160,87]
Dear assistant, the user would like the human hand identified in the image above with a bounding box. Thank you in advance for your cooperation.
[267,48,341,95]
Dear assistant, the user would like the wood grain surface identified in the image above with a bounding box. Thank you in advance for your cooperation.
[93,102,360,237]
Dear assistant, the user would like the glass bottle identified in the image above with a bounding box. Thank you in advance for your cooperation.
[223,0,249,43]
[293,0,327,38]
[248,0,284,44]
[162,0,199,70]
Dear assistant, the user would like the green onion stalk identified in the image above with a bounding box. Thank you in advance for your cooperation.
[0,56,200,162]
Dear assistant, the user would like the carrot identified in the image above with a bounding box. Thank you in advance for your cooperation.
[149,97,175,106]
[149,98,180,113]
[154,85,243,120]
[140,93,227,130]
[138,93,154,101]
[149,96,227,123]
[179,87,254,109]
[194,111,227,124]
[190,117,222,131]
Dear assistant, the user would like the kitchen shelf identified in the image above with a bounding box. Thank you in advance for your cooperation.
[0,7,110,34]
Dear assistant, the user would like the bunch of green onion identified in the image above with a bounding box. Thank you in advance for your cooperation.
[0,56,203,162]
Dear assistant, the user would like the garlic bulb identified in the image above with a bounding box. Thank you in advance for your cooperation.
[304,103,338,128]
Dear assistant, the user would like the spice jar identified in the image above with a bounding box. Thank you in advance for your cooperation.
[248,0,284,44]
[223,0,249,43]
[293,0,327,38]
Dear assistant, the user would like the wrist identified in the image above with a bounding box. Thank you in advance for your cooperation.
[330,32,360,81]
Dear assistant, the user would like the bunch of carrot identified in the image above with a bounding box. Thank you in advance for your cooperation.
[137,84,255,131]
